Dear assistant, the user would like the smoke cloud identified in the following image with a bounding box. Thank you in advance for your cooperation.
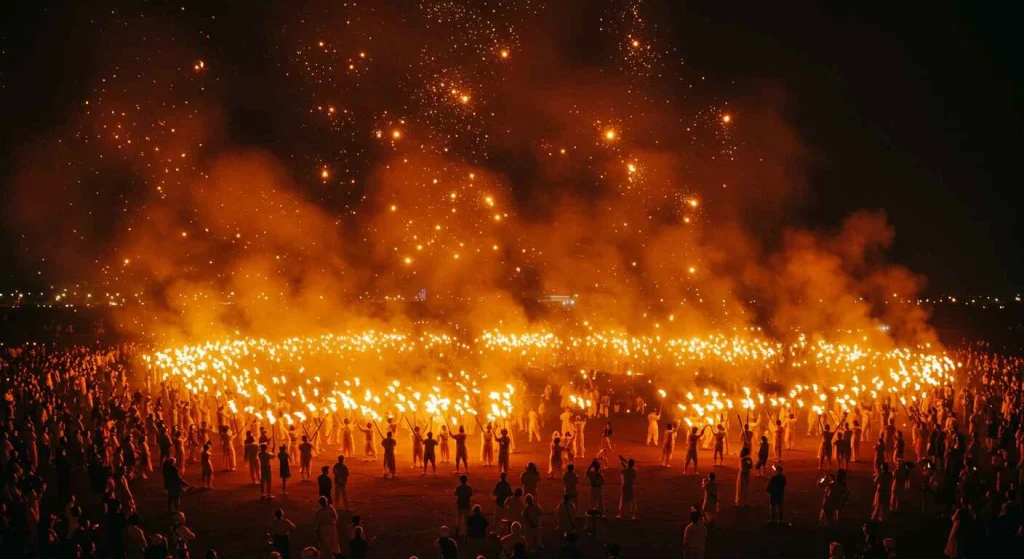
[3,1,935,354]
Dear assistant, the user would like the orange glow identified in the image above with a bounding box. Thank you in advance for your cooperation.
[722,114,732,123]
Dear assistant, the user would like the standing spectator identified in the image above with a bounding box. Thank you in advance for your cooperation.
[122,513,147,559]
[162,457,188,513]
[618,457,637,519]
[500,521,527,557]
[270,508,295,559]
[332,456,349,509]
[520,463,541,506]
[433,525,458,559]
[314,496,340,559]
[492,472,512,533]
[682,508,706,559]
[586,460,605,514]
[562,464,579,510]
[348,525,368,559]
[522,494,542,551]
[277,445,291,497]
[872,463,893,522]
[317,466,332,504]
[454,475,473,536]
[465,505,488,554]
[168,512,196,558]
[735,447,752,507]
[468,499,491,540]
[767,465,787,524]
[556,494,577,535]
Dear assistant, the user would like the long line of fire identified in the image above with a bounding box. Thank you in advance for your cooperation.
[142,330,957,441]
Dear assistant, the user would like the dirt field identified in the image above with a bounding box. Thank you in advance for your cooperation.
[73,416,951,558]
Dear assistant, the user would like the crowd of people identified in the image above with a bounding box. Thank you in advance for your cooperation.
[0,342,1023,557]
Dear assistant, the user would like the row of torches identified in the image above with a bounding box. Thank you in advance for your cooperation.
[142,330,958,439]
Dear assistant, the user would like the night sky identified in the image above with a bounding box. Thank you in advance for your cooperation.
[1,0,1020,299]
[662,1,1023,295]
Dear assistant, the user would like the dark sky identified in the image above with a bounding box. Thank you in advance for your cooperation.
[664,1,1023,295]
[1,1,1021,296]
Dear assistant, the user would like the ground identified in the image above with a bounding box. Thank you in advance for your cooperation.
[70,416,950,558]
